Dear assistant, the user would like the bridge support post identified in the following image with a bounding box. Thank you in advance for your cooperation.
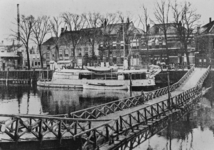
[39,119,43,141]
[93,129,97,149]
[116,120,119,140]
[14,117,19,142]
[119,116,123,131]
[58,120,62,143]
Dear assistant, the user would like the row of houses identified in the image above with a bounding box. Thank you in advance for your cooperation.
[41,21,198,69]
[1,18,213,70]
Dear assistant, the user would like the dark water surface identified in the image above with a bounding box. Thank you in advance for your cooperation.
[0,82,214,150]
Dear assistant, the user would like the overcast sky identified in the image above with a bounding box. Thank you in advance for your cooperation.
[0,0,213,45]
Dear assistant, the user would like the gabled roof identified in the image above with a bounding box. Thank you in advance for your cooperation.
[42,37,57,45]
[200,21,214,34]
[102,22,143,35]
[149,23,178,35]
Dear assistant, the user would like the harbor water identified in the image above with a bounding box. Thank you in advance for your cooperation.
[0,82,213,149]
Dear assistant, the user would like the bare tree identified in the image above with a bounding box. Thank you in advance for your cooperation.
[139,5,150,69]
[32,16,51,68]
[61,13,86,67]
[82,12,102,58]
[101,13,120,63]
[11,15,35,70]
[50,16,62,62]
[171,0,201,68]
[154,0,171,64]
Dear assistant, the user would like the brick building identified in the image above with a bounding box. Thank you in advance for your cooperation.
[139,23,195,66]
[195,18,214,68]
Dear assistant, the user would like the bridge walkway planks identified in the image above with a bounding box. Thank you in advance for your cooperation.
[89,68,207,128]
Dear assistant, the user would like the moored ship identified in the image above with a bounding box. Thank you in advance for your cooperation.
[37,65,161,91]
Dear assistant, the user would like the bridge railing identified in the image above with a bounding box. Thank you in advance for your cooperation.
[70,65,195,119]
[73,84,202,150]
[196,66,211,86]
[0,114,110,142]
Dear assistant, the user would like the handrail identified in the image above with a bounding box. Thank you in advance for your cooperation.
[0,114,111,122]
[72,84,202,149]
[69,65,195,119]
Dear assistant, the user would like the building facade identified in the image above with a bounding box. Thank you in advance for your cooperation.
[41,22,196,68]
[139,23,195,67]
[195,18,214,68]
[0,42,22,70]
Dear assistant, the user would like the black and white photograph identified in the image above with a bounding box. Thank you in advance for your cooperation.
[0,0,213,149]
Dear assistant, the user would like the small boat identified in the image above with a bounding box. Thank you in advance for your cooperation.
[83,83,128,90]
[86,66,118,72]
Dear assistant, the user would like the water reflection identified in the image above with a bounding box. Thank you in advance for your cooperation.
[0,85,42,115]
[38,87,133,114]
[0,85,135,116]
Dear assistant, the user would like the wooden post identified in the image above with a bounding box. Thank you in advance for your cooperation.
[58,120,62,143]
[144,109,147,123]
[116,120,119,140]
[6,68,9,86]
[129,73,132,97]
[32,68,35,84]
[88,121,91,130]
[119,116,123,131]
[137,110,140,125]
[93,129,97,149]
[39,119,43,141]
[74,121,77,135]
[47,68,49,81]
[105,125,109,141]
[14,117,19,141]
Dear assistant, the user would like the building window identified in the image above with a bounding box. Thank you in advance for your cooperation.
[84,47,88,56]
[120,41,124,49]
[64,49,69,58]
[131,39,139,49]
[59,49,63,59]
[46,53,50,60]
[113,41,117,49]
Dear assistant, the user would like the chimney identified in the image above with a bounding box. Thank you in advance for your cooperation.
[210,17,212,23]
[61,28,64,34]
[197,26,200,34]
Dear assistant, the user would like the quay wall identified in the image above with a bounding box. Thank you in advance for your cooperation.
[155,70,187,86]
[0,69,53,85]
